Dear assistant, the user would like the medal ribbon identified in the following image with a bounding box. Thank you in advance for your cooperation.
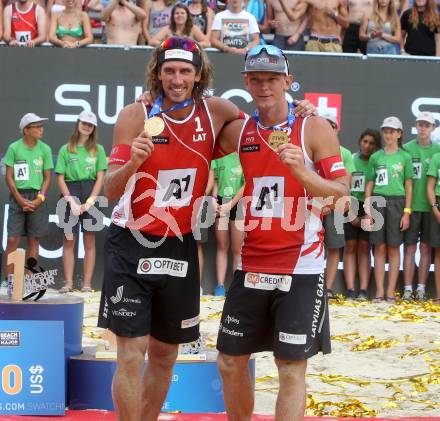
[148,93,194,118]
[252,101,296,131]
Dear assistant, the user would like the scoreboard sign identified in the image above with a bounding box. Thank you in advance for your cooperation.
[0,320,65,415]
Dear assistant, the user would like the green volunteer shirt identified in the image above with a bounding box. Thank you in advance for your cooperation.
[211,153,244,199]
[366,149,414,196]
[350,152,370,203]
[4,138,53,190]
[340,146,355,173]
[55,144,108,182]
[427,152,440,197]
[403,139,440,212]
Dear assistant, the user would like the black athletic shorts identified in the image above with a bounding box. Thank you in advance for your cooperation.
[217,270,331,360]
[344,203,369,242]
[98,224,200,344]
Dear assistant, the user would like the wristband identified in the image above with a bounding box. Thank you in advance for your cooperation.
[403,207,412,214]
[37,194,46,202]
[314,155,347,180]
[86,198,95,206]
[109,144,131,166]
[76,41,81,47]
[38,190,46,197]
[431,203,439,209]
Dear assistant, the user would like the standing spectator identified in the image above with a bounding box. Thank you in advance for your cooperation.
[189,0,215,36]
[343,0,373,54]
[364,116,413,302]
[211,152,244,296]
[142,0,174,44]
[3,113,53,280]
[321,114,355,299]
[49,0,93,48]
[401,0,440,56]
[56,111,107,293]
[101,0,146,46]
[343,129,382,300]
[210,0,260,54]
[427,149,440,302]
[359,0,402,54]
[266,0,307,50]
[402,112,440,300]
[3,0,47,47]
[279,0,349,53]
[149,3,210,46]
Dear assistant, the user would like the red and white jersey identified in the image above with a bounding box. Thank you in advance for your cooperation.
[11,3,38,42]
[111,100,215,237]
[237,116,325,275]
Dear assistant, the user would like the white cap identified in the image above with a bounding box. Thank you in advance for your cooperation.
[78,110,98,127]
[19,113,48,131]
[381,116,403,131]
[416,111,436,125]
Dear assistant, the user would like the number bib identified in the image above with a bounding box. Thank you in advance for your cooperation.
[412,161,421,179]
[14,162,30,181]
[375,167,388,186]
[251,176,285,218]
[154,168,197,208]
[351,172,365,192]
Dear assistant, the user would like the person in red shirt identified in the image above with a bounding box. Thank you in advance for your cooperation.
[214,45,349,420]
[3,0,47,47]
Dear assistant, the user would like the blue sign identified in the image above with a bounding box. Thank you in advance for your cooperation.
[0,320,65,415]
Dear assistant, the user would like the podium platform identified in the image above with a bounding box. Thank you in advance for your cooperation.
[69,347,256,413]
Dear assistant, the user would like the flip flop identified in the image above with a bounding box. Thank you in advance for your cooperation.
[372,296,384,303]
[59,285,73,294]
[81,286,93,292]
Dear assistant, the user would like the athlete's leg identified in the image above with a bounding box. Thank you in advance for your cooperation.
[387,245,400,299]
[4,236,21,277]
[215,216,230,288]
[62,233,76,289]
[141,336,179,421]
[27,236,40,263]
[217,353,253,421]
[230,219,244,271]
[403,243,416,287]
[374,244,386,298]
[113,335,148,421]
[343,239,357,291]
[418,242,432,285]
[275,359,307,421]
[325,248,340,291]
[82,232,96,289]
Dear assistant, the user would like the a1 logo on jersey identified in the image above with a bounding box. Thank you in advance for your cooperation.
[304,93,342,128]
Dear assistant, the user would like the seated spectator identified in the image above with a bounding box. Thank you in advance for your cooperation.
[143,0,174,45]
[401,0,439,56]
[3,0,47,47]
[359,0,402,54]
[189,0,215,36]
[210,0,260,54]
[49,0,93,47]
[266,0,306,51]
[101,0,146,46]
[149,3,210,46]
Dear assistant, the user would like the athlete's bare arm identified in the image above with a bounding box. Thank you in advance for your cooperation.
[104,103,154,201]
[278,116,349,202]
[205,96,242,137]
[216,119,246,155]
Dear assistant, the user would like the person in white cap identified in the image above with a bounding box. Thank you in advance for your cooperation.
[402,111,440,301]
[364,116,414,302]
[3,113,53,282]
[55,110,107,293]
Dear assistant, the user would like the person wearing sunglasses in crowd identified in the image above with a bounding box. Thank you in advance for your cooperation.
[213,45,349,420]
[97,37,316,421]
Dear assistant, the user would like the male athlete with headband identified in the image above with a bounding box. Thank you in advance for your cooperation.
[97,37,315,420]
[214,45,349,420]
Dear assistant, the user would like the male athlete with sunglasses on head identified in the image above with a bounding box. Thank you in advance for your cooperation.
[214,45,349,420]
[98,37,316,421]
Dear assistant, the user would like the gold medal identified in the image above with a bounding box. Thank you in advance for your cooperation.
[144,116,165,137]
[268,130,289,150]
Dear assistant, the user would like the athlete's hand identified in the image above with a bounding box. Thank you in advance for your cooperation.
[278,143,306,177]
[131,132,154,167]
[400,213,410,231]
[136,90,154,107]
[24,40,35,48]
[293,100,317,118]
[9,40,19,47]
[350,216,362,228]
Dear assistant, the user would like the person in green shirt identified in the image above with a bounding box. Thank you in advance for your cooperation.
[427,151,440,303]
[321,114,355,299]
[3,113,53,280]
[211,152,245,296]
[343,129,381,301]
[402,112,440,301]
[365,116,413,302]
[55,111,107,293]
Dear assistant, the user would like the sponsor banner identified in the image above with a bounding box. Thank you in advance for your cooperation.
[137,258,188,277]
[244,272,292,292]
[0,320,65,415]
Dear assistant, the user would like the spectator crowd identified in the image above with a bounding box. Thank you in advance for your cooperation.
[0,0,439,55]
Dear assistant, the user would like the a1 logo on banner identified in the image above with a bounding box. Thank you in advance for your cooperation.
[304,93,342,128]
[0,320,65,415]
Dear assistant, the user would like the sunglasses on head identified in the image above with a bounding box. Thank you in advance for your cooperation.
[160,36,199,53]
[245,45,290,73]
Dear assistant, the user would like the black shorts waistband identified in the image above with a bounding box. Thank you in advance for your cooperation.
[309,35,340,44]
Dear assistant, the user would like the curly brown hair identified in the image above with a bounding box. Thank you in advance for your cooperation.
[145,38,213,104]
[409,0,440,32]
